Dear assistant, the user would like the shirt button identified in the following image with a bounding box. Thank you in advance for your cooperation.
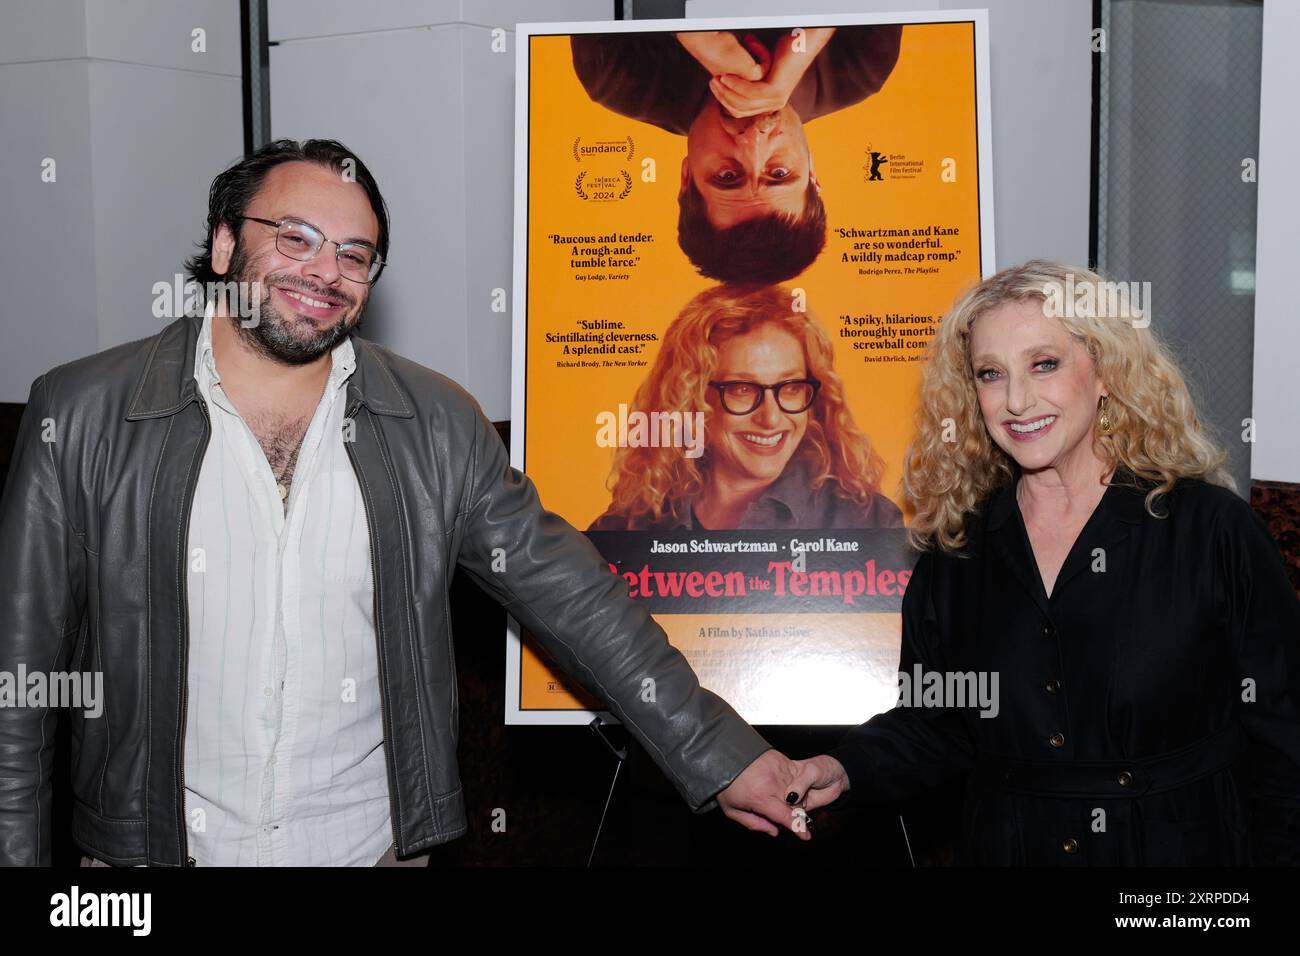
[1117,771,1133,787]
[1062,838,1079,854]
[1049,732,1065,748]
[1044,679,1060,694]
[263,687,274,697]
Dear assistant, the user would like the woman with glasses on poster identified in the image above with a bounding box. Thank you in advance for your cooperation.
[588,284,902,532]
[785,260,1300,864]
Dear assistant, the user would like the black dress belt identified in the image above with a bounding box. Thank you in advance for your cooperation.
[974,724,1242,798]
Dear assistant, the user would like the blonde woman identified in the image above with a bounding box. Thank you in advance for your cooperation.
[785,260,1300,865]
[589,284,901,531]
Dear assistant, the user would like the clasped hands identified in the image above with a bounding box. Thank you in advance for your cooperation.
[675,28,836,119]
[716,748,850,840]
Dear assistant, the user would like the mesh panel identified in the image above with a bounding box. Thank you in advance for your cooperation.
[1098,0,1263,495]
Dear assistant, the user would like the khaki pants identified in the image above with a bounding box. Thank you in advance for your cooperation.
[80,844,428,867]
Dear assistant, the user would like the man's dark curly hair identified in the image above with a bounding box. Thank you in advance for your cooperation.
[184,138,390,288]
[677,176,826,284]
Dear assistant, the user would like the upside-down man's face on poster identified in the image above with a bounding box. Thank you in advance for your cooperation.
[570,24,904,284]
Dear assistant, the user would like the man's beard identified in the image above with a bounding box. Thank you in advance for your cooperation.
[223,243,362,366]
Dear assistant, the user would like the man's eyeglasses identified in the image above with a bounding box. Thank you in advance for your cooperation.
[239,216,385,284]
[709,378,821,415]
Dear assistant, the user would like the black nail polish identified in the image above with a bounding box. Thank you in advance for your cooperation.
[786,791,799,804]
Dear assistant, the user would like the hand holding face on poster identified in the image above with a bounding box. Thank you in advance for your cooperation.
[700,28,837,119]
[674,30,767,83]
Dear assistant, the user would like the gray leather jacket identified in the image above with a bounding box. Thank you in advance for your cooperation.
[0,315,770,866]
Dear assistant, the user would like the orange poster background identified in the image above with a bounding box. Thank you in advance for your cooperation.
[516,21,984,721]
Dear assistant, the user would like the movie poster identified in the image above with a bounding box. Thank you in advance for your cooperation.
[507,11,994,725]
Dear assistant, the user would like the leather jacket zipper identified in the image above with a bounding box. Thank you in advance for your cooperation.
[177,397,211,866]
[343,400,404,853]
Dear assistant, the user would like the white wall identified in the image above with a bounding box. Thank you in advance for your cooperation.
[268,0,613,421]
[0,56,99,392]
[0,0,243,402]
[688,0,1093,272]
[1251,0,1300,483]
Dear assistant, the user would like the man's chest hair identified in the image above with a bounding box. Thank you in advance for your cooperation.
[246,408,310,479]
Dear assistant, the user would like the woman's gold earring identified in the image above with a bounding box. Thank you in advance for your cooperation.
[1097,395,1113,435]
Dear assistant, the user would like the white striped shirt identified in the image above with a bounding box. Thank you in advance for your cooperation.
[183,308,392,866]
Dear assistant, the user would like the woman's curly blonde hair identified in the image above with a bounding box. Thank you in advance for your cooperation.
[906,259,1233,553]
[600,284,887,529]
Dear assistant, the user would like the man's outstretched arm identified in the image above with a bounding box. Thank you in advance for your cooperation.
[453,403,801,833]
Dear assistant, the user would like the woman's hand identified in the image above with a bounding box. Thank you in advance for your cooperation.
[787,753,850,811]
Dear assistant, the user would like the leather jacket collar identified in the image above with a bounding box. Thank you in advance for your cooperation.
[125,315,415,421]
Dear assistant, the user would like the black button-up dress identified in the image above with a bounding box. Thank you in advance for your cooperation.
[828,473,1300,864]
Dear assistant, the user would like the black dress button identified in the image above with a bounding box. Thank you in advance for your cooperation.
[1118,771,1133,787]
[1045,679,1060,694]
[1049,732,1065,748]
[1062,838,1079,854]
[1043,623,1055,638]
